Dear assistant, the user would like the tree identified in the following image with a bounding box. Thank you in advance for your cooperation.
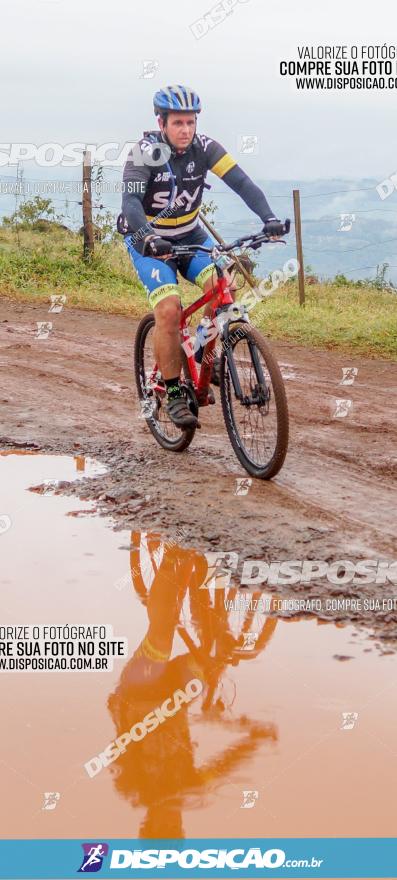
[92,209,118,242]
[200,200,218,223]
[2,196,61,228]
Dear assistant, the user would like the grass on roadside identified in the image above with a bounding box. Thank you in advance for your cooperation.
[254,280,397,359]
[0,226,396,359]
[0,226,149,316]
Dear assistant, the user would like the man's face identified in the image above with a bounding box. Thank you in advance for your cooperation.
[159,112,196,152]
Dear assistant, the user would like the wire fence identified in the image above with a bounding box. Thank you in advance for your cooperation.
[1,166,396,285]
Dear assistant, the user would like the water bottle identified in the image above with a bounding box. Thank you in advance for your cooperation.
[194,317,211,364]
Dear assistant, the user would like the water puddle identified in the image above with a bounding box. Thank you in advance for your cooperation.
[1,451,396,842]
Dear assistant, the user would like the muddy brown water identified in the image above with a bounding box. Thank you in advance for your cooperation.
[1,298,397,878]
[1,451,396,848]
[2,298,397,641]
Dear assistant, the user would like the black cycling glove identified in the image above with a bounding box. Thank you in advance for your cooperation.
[262,217,285,237]
[143,235,173,257]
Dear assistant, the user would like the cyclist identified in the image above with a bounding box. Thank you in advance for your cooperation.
[107,531,278,838]
[120,84,284,429]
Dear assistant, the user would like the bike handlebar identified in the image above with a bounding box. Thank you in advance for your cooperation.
[169,219,291,258]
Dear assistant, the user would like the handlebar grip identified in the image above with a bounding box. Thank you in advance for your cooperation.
[264,218,290,237]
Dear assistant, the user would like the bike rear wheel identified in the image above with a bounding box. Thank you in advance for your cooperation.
[134,313,196,452]
[219,322,289,479]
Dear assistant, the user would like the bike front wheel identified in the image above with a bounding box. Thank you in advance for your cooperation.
[219,323,289,479]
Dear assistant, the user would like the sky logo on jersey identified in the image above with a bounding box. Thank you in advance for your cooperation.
[152,186,200,212]
[77,843,109,873]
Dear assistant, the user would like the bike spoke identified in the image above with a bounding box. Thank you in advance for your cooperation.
[225,337,278,468]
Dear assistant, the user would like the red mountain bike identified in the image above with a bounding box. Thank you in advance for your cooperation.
[134,225,290,479]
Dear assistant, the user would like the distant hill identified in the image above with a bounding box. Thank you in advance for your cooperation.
[208,178,397,285]
[1,173,396,284]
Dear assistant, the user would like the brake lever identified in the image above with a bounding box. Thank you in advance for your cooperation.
[251,220,291,246]
[250,236,287,250]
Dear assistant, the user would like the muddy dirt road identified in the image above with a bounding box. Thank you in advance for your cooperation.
[1,296,397,642]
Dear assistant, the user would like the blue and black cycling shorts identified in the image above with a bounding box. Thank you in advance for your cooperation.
[124,225,217,309]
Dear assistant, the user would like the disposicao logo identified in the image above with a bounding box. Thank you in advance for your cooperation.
[76,844,324,873]
[108,848,286,870]
[77,843,109,873]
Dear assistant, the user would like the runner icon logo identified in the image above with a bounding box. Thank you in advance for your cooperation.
[239,135,259,155]
[49,294,67,313]
[341,712,359,730]
[36,321,53,340]
[78,843,109,873]
[139,398,157,419]
[234,477,252,496]
[241,790,259,809]
[340,367,358,386]
[338,213,355,232]
[333,398,353,419]
[241,632,258,651]
[140,60,159,79]
[42,791,60,811]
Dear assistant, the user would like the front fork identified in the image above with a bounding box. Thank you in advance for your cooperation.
[221,319,267,403]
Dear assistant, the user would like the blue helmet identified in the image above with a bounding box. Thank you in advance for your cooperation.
[153,84,202,116]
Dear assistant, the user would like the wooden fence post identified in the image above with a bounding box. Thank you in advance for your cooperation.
[82,151,94,260]
[293,189,305,305]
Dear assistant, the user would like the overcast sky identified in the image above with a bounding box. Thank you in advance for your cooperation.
[1,0,397,179]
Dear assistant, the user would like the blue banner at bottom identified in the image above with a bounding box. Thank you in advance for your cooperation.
[0,838,396,879]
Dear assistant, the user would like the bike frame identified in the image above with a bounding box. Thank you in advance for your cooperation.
[182,273,234,403]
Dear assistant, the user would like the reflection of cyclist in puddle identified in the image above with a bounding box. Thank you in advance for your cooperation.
[107,532,278,838]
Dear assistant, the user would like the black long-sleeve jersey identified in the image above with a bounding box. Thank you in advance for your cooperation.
[121,131,274,250]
